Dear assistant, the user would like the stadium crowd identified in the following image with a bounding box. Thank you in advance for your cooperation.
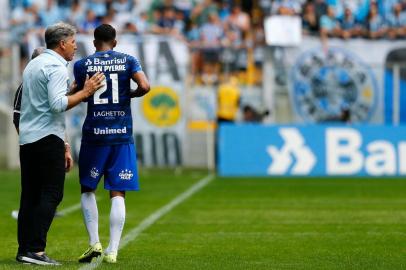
[7,0,406,83]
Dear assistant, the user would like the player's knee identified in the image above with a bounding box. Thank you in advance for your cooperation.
[110,190,125,198]
[81,185,95,193]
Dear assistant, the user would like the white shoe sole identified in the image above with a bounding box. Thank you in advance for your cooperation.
[19,256,61,265]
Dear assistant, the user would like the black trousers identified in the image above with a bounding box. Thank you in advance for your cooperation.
[18,135,65,254]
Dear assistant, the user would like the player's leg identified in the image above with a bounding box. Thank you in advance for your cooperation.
[104,191,126,263]
[103,143,139,263]
[78,185,103,263]
[78,144,108,263]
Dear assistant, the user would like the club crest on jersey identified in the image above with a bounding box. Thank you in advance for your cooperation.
[90,167,99,179]
[119,169,133,180]
[85,59,92,66]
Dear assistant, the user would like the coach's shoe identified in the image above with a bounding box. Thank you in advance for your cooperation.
[103,251,117,263]
[78,242,103,263]
[16,252,61,265]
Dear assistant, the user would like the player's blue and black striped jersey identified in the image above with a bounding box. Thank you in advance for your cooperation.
[73,50,142,145]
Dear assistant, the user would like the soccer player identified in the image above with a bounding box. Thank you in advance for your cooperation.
[73,24,150,264]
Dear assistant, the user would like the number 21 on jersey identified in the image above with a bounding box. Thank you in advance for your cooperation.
[94,73,119,104]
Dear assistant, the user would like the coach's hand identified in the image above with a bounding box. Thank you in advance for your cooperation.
[66,72,105,110]
[66,80,78,96]
[83,72,105,98]
[65,143,74,172]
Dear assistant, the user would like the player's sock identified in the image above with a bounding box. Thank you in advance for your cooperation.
[105,196,125,254]
[81,192,100,245]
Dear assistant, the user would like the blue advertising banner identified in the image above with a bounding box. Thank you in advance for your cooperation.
[218,124,406,177]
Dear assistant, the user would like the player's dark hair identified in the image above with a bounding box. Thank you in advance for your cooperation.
[94,24,116,42]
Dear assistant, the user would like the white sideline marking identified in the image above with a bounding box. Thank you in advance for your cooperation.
[11,198,101,219]
[57,203,82,216]
[79,174,215,270]
[59,198,101,216]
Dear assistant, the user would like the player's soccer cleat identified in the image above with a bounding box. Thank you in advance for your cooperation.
[78,242,103,263]
[103,251,117,263]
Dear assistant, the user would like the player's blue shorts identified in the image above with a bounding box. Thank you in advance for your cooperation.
[79,143,139,191]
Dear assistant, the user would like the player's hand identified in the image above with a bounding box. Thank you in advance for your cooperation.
[83,72,105,97]
[65,143,74,172]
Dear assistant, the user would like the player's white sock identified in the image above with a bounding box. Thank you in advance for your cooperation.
[81,192,100,245]
[105,196,126,254]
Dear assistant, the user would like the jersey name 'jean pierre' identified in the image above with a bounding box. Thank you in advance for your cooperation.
[73,50,142,145]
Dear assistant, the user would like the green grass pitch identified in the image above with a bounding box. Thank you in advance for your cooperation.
[0,169,406,269]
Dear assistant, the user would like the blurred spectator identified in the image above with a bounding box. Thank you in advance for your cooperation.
[111,0,132,30]
[112,0,131,13]
[58,0,75,8]
[173,8,186,36]
[320,6,341,39]
[200,12,223,84]
[66,0,85,27]
[151,6,176,35]
[217,77,241,123]
[130,0,150,17]
[302,1,319,34]
[272,0,302,16]
[190,0,217,26]
[129,11,150,35]
[227,4,250,34]
[327,0,369,22]
[386,3,406,39]
[366,3,387,39]
[252,20,266,68]
[186,20,201,81]
[221,26,243,75]
[259,0,272,16]
[100,6,118,28]
[79,9,99,34]
[173,0,195,18]
[351,0,370,22]
[218,1,231,22]
[379,0,399,20]
[314,0,328,24]
[159,7,176,30]
[10,2,41,69]
[122,21,138,35]
[222,3,250,74]
[339,7,363,39]
[31,0,47,10]
[39,0,62,27]
[87,0,107,17]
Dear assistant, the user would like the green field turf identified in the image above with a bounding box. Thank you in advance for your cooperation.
[0,169,406,269]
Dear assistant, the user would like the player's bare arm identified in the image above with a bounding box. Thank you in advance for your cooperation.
[130,71,150,98]
[66,72,105,110]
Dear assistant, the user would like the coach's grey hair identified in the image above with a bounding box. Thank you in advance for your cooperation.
[45,22,76,49]
[31,47,45,59]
